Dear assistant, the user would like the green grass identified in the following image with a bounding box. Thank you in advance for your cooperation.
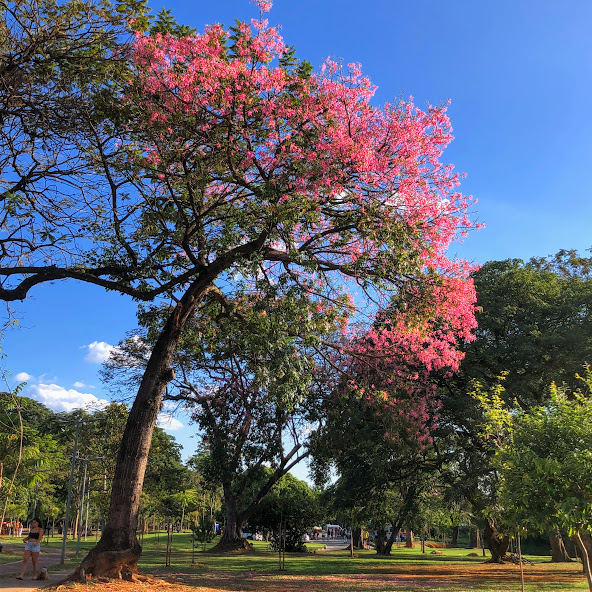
[0,545,22,565]
[2,532,587,591]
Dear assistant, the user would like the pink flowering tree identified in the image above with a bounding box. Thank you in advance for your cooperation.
[310,279,476,554]
[0,0,477,579]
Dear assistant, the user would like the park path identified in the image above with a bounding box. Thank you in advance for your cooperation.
[0,569,70,591]
[0,545,71,590]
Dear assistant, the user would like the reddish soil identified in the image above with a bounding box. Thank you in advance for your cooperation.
[40,561,586,592]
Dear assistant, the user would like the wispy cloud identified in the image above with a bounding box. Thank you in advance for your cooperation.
[72,381,94,389]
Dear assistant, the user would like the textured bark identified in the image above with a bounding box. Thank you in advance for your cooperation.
[73,279,216,579]
[210,445,304,553]
[550,527,572,562]
[405,529,414,548]
[375,529,387,555]
[352,528,365,549]
[483,520,509,563]
[210,485,252,552]
[375,526,397,555]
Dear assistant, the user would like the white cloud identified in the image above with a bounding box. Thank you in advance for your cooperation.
[14,372,33,382]
[84,341,114,364]
[29,383,109,413]
[157,413,184,432]
[72,381,94,389]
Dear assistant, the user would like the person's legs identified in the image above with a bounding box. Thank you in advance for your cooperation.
[18,550,31,578]
[31,551,40,577]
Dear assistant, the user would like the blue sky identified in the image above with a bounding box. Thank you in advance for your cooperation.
[2,0,591,469]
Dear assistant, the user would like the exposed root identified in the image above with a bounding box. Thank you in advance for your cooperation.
[67,545,142,582]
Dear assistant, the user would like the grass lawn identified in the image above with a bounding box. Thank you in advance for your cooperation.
[0,542,22,565]
[2,532,587,591]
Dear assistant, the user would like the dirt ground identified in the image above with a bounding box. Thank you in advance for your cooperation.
[18,562,585,592]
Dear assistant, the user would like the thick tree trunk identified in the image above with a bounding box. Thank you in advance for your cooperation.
[378,526,397,555]
[451,525,459,547]
[483,519,509,563]
[550,527,572,562]
[209,444,304,553]
[352,527,365,549]
[375,528,387,555]
[405,529,414,548]
[73,279,216,580]
[210,486,251,552]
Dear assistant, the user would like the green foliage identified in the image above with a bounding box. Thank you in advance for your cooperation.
[436,250,592,533]
[0,395,196,527]
[190,515,215,551]
[149,8,195,36]
[468,373,513,449]
[463,250,592,406]
[248,472,320,552]
[498,369,592,535]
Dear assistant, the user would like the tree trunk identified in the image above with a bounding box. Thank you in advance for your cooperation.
[73,279,216,580]
[574,531,592,592]
[451,525,459,547]
[210,485,251,552]
[73,508,80,544]
[380,526,397,555]
[209,445,304,553]
[352,527,366,549]
[405,529,414,548]
[483,519,509,563]
[375,528,387,555]
[469,528,478,548]
[550,527,572,562]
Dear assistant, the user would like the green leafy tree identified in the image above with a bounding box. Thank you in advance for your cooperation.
[105,289,340,550]
[461,251,592,406]
[190,515,215,552]
[248,472,320,552]
[438,250,592,561]
[312,373,440,555]
[498,372,592,589]
[1,0,476,577]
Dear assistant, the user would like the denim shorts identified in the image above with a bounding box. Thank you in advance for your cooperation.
[25,541,41,552]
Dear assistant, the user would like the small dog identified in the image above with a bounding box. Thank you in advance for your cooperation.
[36,568,48,581]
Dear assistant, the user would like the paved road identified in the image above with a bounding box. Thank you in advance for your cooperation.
[315,537,351,551]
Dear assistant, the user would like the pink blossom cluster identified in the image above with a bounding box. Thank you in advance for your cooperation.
[127,10,475,277]
[126,3,479,440]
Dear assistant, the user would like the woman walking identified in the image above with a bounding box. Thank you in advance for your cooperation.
[16,518,43,579]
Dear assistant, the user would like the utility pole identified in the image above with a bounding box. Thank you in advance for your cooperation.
[61,417,81,565]
[76,458,88,555]
[76,457,102,554]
